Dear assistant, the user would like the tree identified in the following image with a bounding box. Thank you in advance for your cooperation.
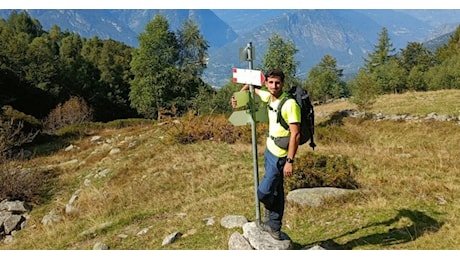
[397,42,435,92]
[129,14,179,119]
[364,27,396,74]
[373,58,407,94]
[25,37,58,91]
[305,54,347,102]
[435,25,460,62]
[399,42,435,73]
[262,33,299,88]
[349,69,378,113]
[177,19,209,77]
[174,19,211,115]
[425,25,460,91]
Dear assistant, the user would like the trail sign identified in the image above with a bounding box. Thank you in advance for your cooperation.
[229,91,267,125]
[232,91,250,109]
[232,68,265,86]
[228,106,268,126]
[239,45,255,61]
[229,42,262,222]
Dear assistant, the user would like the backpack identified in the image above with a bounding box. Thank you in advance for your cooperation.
[277,86,316,150]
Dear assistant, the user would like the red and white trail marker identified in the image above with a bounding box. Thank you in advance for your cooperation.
[232,68,265,86]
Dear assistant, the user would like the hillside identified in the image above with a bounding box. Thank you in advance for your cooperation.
[1,89,460,250]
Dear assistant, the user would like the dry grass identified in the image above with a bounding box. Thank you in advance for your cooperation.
[1,89,460,250]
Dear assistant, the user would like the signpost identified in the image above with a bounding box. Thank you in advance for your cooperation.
[229,42,264,222]
[232,68,265,86]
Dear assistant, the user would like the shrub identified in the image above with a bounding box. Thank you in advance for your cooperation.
[0,106,40,160]
[285,152,360,191]
[44,96,93,133]
[163,111,267,145]
[0,162,58,205]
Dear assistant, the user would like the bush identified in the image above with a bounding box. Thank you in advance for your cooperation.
[285,152,360,191]
[43,96,93,133]
[0,162,58,205]
[164,111,266,145]
[0,106,40,160]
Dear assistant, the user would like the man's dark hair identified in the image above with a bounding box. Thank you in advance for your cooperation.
[265,68,285,82]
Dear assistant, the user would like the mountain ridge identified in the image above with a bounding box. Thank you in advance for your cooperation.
[1,9,460,86]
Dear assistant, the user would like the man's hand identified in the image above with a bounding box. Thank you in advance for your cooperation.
[231,95,237,108]
[283,162,293,177]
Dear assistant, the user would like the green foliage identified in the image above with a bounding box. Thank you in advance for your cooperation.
[81,38,136,121]
[372,58,407,94]
[349,69,378,112]
[129,15,210,120]
[189,84,219,115]
[434,25,460,62]
[425,58,460,90]
[193,81,242,116]
[129,15,179,119]
[285,151,360,191]
[261,33,299,87]
[398,42,435,74]
[407,66,428,91]
[177,19,209,77]
[1,105,41,127]
[364,27,396,73]
[306,54,348,102]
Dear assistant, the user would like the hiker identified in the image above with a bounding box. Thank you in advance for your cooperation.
[231,68,301,240]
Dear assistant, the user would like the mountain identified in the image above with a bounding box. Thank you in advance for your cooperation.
[206,9,460,86]
[204,9,397,86]
[210,9,288,35]
[0,9,237,48]
[423,31,455,52]
[2,9,460,87]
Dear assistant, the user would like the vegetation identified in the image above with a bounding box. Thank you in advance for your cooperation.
[1,90,459,250]
[261,33,299,87]
[2,10,460,250]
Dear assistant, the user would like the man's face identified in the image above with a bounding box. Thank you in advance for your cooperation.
[265,76,284,98]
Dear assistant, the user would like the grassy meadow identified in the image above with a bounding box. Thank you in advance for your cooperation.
[1,89,459,250]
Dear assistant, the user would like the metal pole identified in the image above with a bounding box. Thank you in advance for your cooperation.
[246,42,261,222]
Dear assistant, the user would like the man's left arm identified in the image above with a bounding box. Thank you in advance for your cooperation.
[284,122,300,177]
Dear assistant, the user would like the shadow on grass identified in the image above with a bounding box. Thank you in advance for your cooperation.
[297,209,444,250]
[317,110,351,127]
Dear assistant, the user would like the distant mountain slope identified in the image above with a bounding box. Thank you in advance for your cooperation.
[423,31,455,52]
[2,9,460,88]
[204,9,384,86]
[211,9,288,34]
[0,9,237,48]
[205,9,460,87]
[354,9,433,45]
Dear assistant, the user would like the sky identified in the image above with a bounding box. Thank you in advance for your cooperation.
[2,0,460,9]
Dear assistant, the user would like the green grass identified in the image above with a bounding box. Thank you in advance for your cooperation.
[1,89,459,250]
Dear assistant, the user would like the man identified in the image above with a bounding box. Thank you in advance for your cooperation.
[231,68,300,240]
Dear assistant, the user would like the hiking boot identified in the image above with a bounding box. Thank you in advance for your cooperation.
[256,220,281,240]
[263,209,270,222]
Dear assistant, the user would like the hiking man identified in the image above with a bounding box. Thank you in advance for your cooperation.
[231,68,301,240]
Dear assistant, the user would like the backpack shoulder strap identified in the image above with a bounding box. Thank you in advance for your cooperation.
[277,94,291,130]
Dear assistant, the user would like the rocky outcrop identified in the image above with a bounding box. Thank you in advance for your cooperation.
[0,200,29,242]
